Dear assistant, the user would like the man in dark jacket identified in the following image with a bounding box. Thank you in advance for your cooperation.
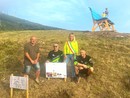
[46,43,64,63]
[74,49,94,83]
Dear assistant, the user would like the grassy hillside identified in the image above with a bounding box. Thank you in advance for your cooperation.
[0,30,130,98]
[0,13,61,30]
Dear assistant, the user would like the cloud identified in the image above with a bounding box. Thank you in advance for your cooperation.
[25,0,82,22]
[30,0,75,12]
[0,0,129,32]
[0,0,85,22]
[29,11,71,22]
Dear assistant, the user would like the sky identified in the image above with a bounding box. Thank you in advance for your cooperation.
[0,0,129,33]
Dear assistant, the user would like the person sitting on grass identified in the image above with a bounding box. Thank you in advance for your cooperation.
[46,43,64,63]
[74,49,94,83]
[102,12,106,18]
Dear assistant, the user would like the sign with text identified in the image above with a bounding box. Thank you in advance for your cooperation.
[10,76,28,90]
[46,63,67,78]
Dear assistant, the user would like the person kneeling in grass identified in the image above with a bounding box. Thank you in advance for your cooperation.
[74,49,94,83]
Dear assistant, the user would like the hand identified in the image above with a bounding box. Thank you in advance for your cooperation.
[64,55,67,60]
[34,59,38,64]
[46,60,50,63]
[31,60,35,64]
[83,64,88,69]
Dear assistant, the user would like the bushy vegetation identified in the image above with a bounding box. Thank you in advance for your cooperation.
[0,30,130,98]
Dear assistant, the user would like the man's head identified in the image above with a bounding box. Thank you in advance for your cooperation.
[53,43,59,52]
[69,33,75,41]
[30,36,37,45]
[80,49,87,58]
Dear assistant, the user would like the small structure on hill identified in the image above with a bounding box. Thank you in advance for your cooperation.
[89,7,115,32]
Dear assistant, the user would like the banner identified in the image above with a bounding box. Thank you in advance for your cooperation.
[46,63,67,78]
[10,76,28,90]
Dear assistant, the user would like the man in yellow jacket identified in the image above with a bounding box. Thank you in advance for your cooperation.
[64,33,78,78]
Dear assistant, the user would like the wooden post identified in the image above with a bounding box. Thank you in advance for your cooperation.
[92,24,98,32]
[105,20,110,30]
[112,25,115,31]
[26,75,29,98]
[92,22,96,31]
[10,74,29,98]
[92,25,95,31]
[10,74,13,98]
[64,78,67,82]
[98,23,102,31]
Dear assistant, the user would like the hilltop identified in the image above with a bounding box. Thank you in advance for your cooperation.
[0,13,61,31]
[0,30,130,98]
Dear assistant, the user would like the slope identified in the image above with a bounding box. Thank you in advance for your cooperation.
[0,30,130,98]
[0,13,60,30]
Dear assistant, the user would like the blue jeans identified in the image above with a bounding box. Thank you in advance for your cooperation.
[65,54,75,77]
[23,62,40,74]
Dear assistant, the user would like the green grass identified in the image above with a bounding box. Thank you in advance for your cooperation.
[0,30,130,98]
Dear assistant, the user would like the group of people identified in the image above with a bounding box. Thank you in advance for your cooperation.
[23,33,94,83]
[102,8,109,18]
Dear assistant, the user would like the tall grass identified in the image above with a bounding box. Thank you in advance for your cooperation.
[0,30,130,98]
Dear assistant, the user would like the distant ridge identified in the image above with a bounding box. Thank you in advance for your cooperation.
[0,12,62,31]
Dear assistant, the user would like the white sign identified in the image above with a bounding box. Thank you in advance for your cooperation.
[46,63,67,78]
[10,76,28,90]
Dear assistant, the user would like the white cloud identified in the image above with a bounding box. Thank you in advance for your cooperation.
[30,0,74,12]
[0,0,84,22]
[29,10,71,22]
[25,0,81,22]
[1,0,130,32]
